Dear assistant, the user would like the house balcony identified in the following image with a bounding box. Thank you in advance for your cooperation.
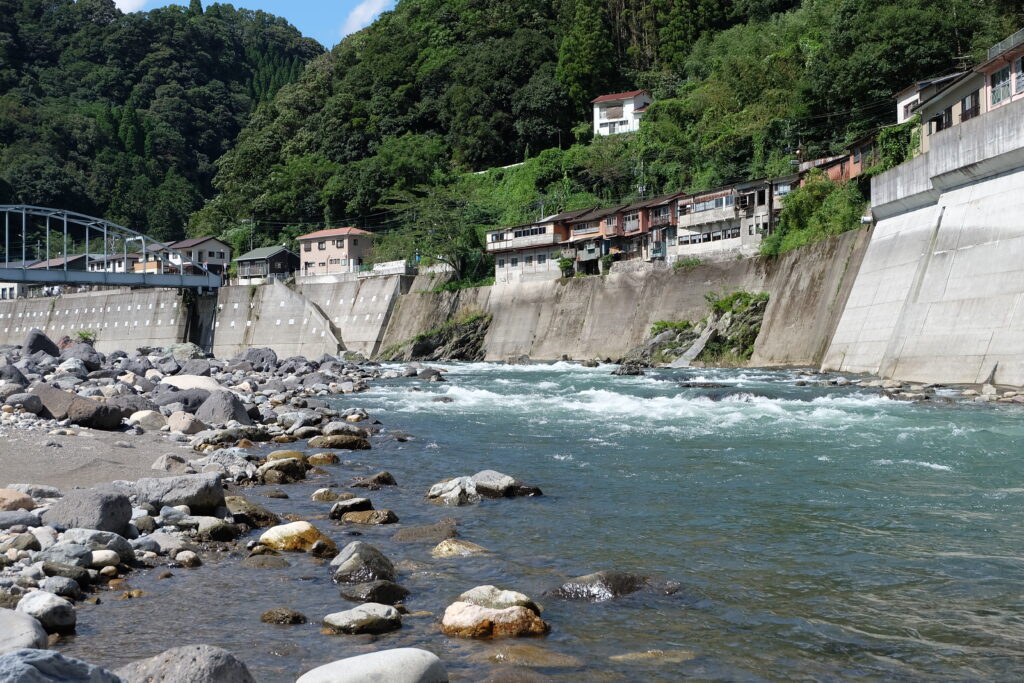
[650,213,673,227]
[676,206,738,229]
[486,232,562,252]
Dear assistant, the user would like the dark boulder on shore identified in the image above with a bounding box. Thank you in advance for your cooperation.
[195,391,252,426]
[43,487,131,535]
[22,328,60,358]
[135,473,225,514]
[60,343,104,372]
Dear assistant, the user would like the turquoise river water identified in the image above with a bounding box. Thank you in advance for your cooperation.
[61,363,1024,680]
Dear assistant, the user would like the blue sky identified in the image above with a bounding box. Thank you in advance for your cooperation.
[112,0,395,48]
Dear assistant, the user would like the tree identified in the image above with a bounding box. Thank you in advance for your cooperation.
[555,0,618,114]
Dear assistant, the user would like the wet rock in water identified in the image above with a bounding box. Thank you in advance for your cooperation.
[16,590,76,634]
[426,477,481,506]
[351,471,396,489]
[296,648,447,683]
[608,649,696,663]
[472,644,583,669]
[176,550,202,568]
[43,487,131,534]
[225,496,279,528]
[266,449,307,464]
[0,649,122,682]
[392,520,458,543]
[341,509,398,525]
[329,498,373,519]
[307,434,371,450]
[340,580,410,605]
[611,364,644,376]
[548,570,649,601]
[0,489,35,512]
[440,602,548,639]
[323,603,402,635]
[261,607,307,625]
[241,554,291,570]
[135,473,225,514]
[458,586,541,614]
[259,522,336,554]
[0,607,48,655]
[311,488,339,502]
[307,452,339,466]
[431,539,488,558]
[471,470,542,498]
[330,541,396,583]
[116,644,255,683]
[256,458,306,485]
[264,490,289,500]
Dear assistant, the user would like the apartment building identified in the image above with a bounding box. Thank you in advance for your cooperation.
[297,227,373,276]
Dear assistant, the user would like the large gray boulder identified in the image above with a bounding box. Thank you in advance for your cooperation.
[236,347,277,372]
[135,473,224,514]
[194,392,251,426]
[330,541,396,584]
[152,388,210,413]
[43,487,131,534]
[165,342,205,362]
[115,644,254,683]
[36,543,91,567]
[65,399,124,430]
[0,510,40,530]
[60,343,104,372]
[4,393,42,414]
[0,649,124,682]
[16,591,76,634]
[0,609,48,655]
[61,529,134,563]
[296,648,447,683]
[0,365,28,387]
[22,329,60,358]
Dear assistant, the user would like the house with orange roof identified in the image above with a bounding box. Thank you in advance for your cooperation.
[591,90,651,136]
[296,226,373,276]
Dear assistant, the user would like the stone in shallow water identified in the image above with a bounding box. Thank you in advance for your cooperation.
[440,602,549,639]
[339,580,410,605]
[472,644,583,669]
[323,603,402,635]
[296,648,447,683]
[392,521,458,543]
[548,570,649,602]
[431,539,488,558]
[458,586,541,614]
[241,554,291,570]
[330,541,395,583]
[261,607,307,625]
[116,644,255,683]
[16,590,76,634]
[608,649,697,663]
[341,509,398,525]
[259,522,335,553]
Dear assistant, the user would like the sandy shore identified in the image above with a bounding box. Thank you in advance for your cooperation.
[0,424,189,491]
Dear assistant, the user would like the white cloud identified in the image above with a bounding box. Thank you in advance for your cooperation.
[114,0,149,11]
[340,0,391,37]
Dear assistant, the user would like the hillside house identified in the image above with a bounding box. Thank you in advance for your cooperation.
[297,227,373,276]
[486,209,587,284]
[591,90,651,136]
[234,246,299,285]
[565,206,628,273]
[168,237,232,275]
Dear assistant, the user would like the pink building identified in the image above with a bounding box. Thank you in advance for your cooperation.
[296,227,373,276]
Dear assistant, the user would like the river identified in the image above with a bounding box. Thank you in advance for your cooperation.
[60,363,1024,680]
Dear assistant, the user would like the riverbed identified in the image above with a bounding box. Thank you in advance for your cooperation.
[59,363,1024,680]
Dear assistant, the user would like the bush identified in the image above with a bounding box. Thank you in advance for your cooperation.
[600,254,614,273]
[673,257,701,271]
[760,171,866,256]
[650,320,691,336]
[703,290,768,316]
[557,257,575,276]
[75,330,98,345]
[432,276,495,292]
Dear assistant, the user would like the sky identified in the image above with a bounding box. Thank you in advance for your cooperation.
[111,0,395,48]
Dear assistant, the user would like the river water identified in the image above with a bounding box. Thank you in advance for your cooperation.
[60,363,1024,680]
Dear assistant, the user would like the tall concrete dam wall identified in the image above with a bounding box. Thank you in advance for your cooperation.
[823,97,1024,386]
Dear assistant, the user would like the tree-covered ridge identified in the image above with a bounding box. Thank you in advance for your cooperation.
[197,0,1020,253]
[0,0,321,240]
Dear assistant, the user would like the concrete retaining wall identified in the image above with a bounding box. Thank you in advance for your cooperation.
[0,288,189,353]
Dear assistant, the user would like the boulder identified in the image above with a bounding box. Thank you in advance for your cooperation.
[0,609,48,655]
[43,487,131,534]
[22,329,60,357]
[167,411,207,435]
[440,602,548,638]
[178,359,212,376]
[328,498,373,519]
[458,586,541,614]
[351,471,396,488]
[392,521,458,543]
[307,434,370,450]
[431,539,489,558]
[150,454,196,475]
[341,509,398,525]
[339,580,410,605]
[224,496,279,528]
[38,576,82,601]
[260,607,306,625]
[256,458,306,484]
[235,347,277,372]
[60,343,103,371]
[152,387,211,412]
[259,522,336,553]
[426,477,481,506]
[116,644,254,683]
[0,511,40,530]
[6,484,60,500]
[61,528,134,563]
[135,473,224,514]
[27,382,78,420]
[0,650,123,682]
[295,649,447,683]
[311,488,339,502]
[0,489,35,512]
[128,410,166,430]
[4,394,41,415]
[66,398,124,430]
[16,591,76,634]
[330,541,396,583]
[56,358,89,378]
[40,562,91,589]
[0,365,28,387]
[548,570,649,601]
[105,395,158,416]
[195,391,252,426]
[323,603,401,635]
[164,343,205,362]
[470,470,518,498]
[36,543,91,567]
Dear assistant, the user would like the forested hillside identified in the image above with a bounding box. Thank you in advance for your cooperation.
[0,0,321,240]
[193,0,1021,256]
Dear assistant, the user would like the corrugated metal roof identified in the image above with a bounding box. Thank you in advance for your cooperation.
[235,246,295,261]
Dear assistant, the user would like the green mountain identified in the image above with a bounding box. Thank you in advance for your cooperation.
[0,0,321,240]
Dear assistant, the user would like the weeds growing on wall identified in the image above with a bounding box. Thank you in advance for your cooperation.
[760,171,866,256]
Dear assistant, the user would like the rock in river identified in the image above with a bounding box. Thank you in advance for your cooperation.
[307,434,371,450]
[341,509,398,525]
[261,607,307,625]
[225,496,279,528]
[323,603,402,635]
[458,585,541,614]
[431,539,488,558]
[426,477,481,506]
[296,648,447,683]
[330,541,396,583]
[339,580,410,605]
[116,644,255,683]
[548,570,649,601]
[259,522,336,554]
[440,601,548,639]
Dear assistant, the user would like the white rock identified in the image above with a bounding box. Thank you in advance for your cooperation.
[0,607,48,655]
[88,549,120,568]
[16,590,76,633]
[296,648,448,683]
[129,410,167,430]
[323,603,401,634]
[159,375,225,393]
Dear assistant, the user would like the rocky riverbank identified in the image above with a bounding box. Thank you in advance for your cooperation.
[0,329,669,682]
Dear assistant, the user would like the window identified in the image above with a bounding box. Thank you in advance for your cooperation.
[303,243,311,252]
[537,254,546,265]
[992,65,1011,106]
[511,257,519,267]
[775,182,792,196]
[931,107,953,133]
[329,259,340,265]
[353,239,359,246]
[219,251,226,259]
[498,258,505,268]
[340,258,348,266]
[489,232,507,242]
[525,255,533,265]
[513,226,547,238]
[693,195,735,212]
[1016,57,1024,94]
[318,262,326,267]
[317,241,326,250]
[336,239,345,248]
[961,90,980,122]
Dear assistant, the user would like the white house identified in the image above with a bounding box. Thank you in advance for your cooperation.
[591,90,651,136]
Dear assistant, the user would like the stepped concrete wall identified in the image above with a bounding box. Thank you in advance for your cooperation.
[0,288,188,353]
[823,97,1024,386]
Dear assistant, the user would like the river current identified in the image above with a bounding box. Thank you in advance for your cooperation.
[60,363,1024,680]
